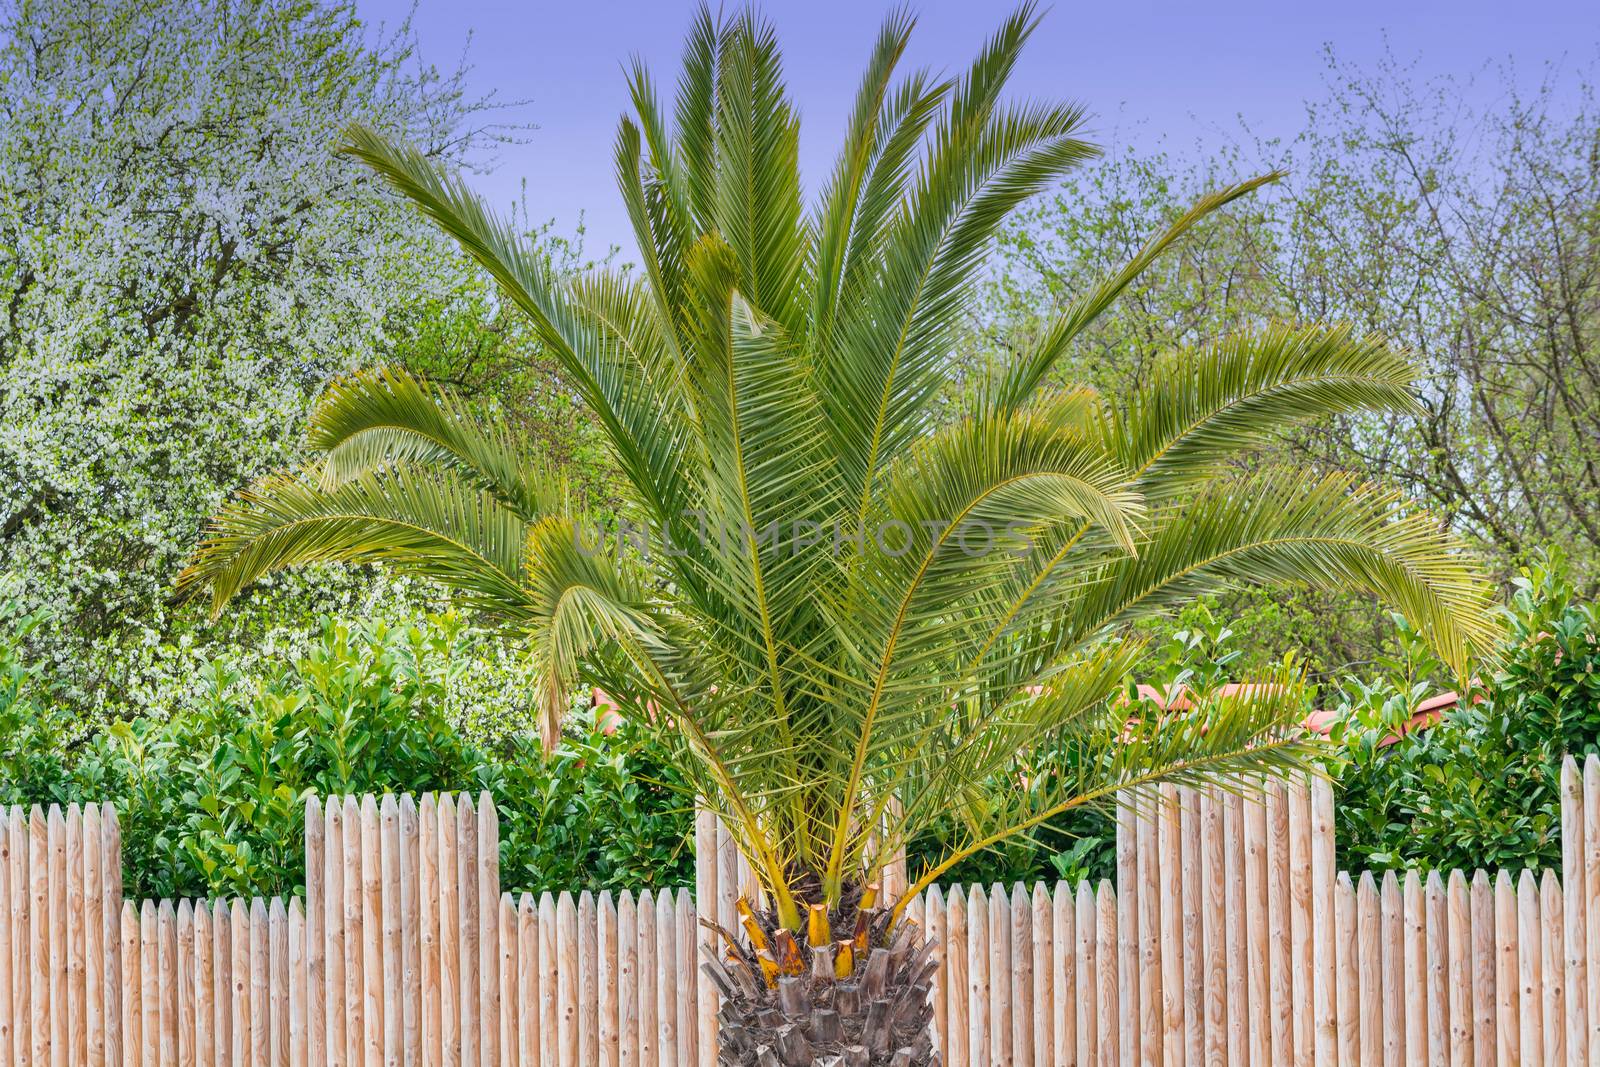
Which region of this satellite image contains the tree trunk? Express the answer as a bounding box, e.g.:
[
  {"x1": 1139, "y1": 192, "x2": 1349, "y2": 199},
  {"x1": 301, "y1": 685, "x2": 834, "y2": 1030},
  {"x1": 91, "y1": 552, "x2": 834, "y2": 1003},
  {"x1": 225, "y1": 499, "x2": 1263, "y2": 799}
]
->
[{"x1": 699, "y1": 896, "x2": 940, "y2": 1066}]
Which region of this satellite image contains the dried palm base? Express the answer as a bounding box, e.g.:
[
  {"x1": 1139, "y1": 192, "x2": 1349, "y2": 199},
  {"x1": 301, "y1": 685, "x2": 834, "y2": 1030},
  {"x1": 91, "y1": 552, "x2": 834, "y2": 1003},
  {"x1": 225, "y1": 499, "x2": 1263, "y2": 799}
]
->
[{"x1": 699, "y1": 895, "x2": 941, "y2": 1067}]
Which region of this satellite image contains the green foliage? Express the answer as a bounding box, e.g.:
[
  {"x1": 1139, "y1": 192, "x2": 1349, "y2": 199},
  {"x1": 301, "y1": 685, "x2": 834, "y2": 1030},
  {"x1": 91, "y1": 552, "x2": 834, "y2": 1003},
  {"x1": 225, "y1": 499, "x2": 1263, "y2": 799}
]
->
[
  {"x1": 0, "y1": 600, "x2": 74, "y2": 800},
  {"x1": 484, "y1": 722, "x2": 693, "y2": 894},
  {"x1": 1330, "y1": 552, "x2": 1599, "y2": 873},
  {"x1": 0, "y1": 609, "x2": 691, "y2": 899}
]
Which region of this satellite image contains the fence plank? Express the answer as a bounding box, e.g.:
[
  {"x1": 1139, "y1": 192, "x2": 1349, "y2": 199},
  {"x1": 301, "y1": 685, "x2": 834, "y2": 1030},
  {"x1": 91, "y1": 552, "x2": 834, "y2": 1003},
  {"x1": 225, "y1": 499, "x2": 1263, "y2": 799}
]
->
[
  {"x1": 917, "y1": 885, "x2": 940, "y2": 1057},
  {"x1": 323, "y1": 803, "x2": 344, "y2": 1067},
  {"x1": 1289, "y1": 780, "x2": 1314, "y2": 1067},
  {"x1": 1426, "y1": 872, "x2": 1449, "y2": 1066},
  {"x1": 1547, "y1": 870, "x2": 1569, "y2": 1067},
  {"x1": 1381, "y1": 871, "x2": 1403, "y2": 1067},
  {"x1": 1010, "y1": 883, "x2": 1032, "y2": 1067},
  {"x1": 456, "y1": 796, "x2": 477, "y2": 1067},
  {"x1": 177, "y1": 900, "x2": 193, "y2": 1067},
  {"x1": 304, "y1": 800, "x2": 323, "y2": 1067},
  {"x1": 1519, "y1": 870, "x2": 1544, "y2": 1065},
  {"x1": 251, "y1": 899, "x2": 269, "y2": 1067},
  {"x1": 1310, "y1": 780, "x2": 1336, "y2": 1067},
  {"x1": 437, "y1": 796, "x2": 458, "y2": 1067},
  {"x1": 398, "y1": 797, "x2": 418, "y2": 1067},
  {"x1": 1116, "y1": 807, "x2": 1136, "y2": 1067},
  {"x1": 28, "y1": 808, "x2": 45, "y2": 1067},
  {"x1": 1473, "y1": 870, "x2": 1497, "y2": 1067},
  {"x1": 47, "y1": 807, "x2": 65, "y2": 1067},
  {"x1": 562, "y1": 892, "x2": 582, "y2": 1067},
  {"x1": 82, "y1": 806, "x2": 101, "y2": 1067},
  {"x1": 214, "y1": 900, "x2": 230, "y2": 1067},
  {"x1": 690, "y1": 813, "x2": 715, "y2": 1067},
  {"x1": 418, "y1": 797, "x2": 437, "y2": 1067},
  {"x1": 1334, "y1": 874, "x2": 1357, "y2": 1067},
  {"x1": 360, "y1": 797, "x2": 382, "y2": 1067},
  {"x1": 290, "y1": 900, "x2": 306, "y2": 1067},
  {"x1": 80, "y1": 806, "x2": 98, "y2": 1067},
  {"x1": 1495, "y1": 871, "x2": 1520, "y2": 1067},
  {"x1": 1097, "y1": 880, "x2": 1119, "y2": 1067},
  {"x1": 1244, "y1": 785, "x2": 1270, "y2": 1067},
  {"x1": 1, "y1": 809, "x2": 14, "y2": 1067},
  {"x1": 1179, "y1": 787, "x2": 1202, "y2": 1067},
  {"x1": 1074, "y1": 882, "x2": 1095, "y2": 1067},
  {"x1": 1135, "y1": 801, "x2": 1159, "y2": 1067},
  {"x1": 270, "y1": 898, "x2": 287, "y2": 1067},
  {"x1": 636, "y1": 890, "x2": 656, "y2": 1067},
  {"x1": 1406, "y1": 871, "x2": 1428, "y2": 1064},
  {"x1": 1047, "y1": 882, "x2": 1069, "y2": 1067},
  {"x1": 194, "y1": 904, "x2": 213, "y2": 1067},
  {"x1": 342, "y1": 798, "x2": 364, "y2": 1067},
  {"x1": 1585, "y1": 754, "x2": 1600, "y2": 1066},
  {"x1": 1446, "y1": 870, "x2": 1474, "y2": 1066},
  {"x1": 233, "y1": 902, "x2": 249, "y2": 1067},
  {"x1": 618, "y1": 892, "x2": 638, "y2": 1067},
  {"x1": 1224, "y1": 790, "x2": 1249, "y2": 1065},
  {"x1": 1202, "y1": 789, "x2": 1226, "y2": 1066},
  {"x1": 539, "y1": 894, "x2": 558, "y2": 1067},
  {"x1": 144, "y1": 901, "x2": 159, "y2": 1067},
  {"x1": 102, "y1": 810, "x2": 120, "y2": 1067},
  {"x1": 656, "y1": 890, "x2": 675, "y2": 1067},
  {"x1": 598, "y1": 892, "x2": 617, "y2": 1067},
  {"x1": 497, "y1": 895, "x2": 514, "y2": 1067},
  {"x1": 1267, "y1": 782, "x2": 1294, "y2": 1066},
  {"x1": 517, "y1": 895, "x2": 536, "y2": 1067},
  {"x1": 1157, "y1": 787, "x2": 1182, "y2": 1066},
  {"x1": 676, "y1": 892, "x2": 697, "y2": 1067},
  {"x1": 944, "y1": 887, "x2": 968, "y2": 1067},
  {"x1": 382, "y1": 796, "x2": 403, "y2": 1067},
  {"x1": 9, "y1": 808, "x2": 28, "y2": 1067},
  {"x1": 475, "y1": 799, "x2": 498, "y2": 1067},
  {"x1": 68, "y1": 807, "x2": 84, "y2": 1067},
  {"x1": 967, "y1": 884, "x2": 987, "y2": 1065},
  {"x1": 1027, "y1": 881, "x2": 1050, "y2": 1067},
  {"x1": 1564, "y1": 758, "x2": 1588, "y2": 1067},
  {"x1": 119, "y1": 903, "x2": 137, "y2": 1067},
  {"x1": 1357, "y1": 873, "x2": 1381, "y2": 1067}
]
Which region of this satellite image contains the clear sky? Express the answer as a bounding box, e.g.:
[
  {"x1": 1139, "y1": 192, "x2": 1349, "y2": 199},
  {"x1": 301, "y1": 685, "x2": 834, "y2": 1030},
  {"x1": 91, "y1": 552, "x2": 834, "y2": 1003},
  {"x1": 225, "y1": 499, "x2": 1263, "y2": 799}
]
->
[{"x1": 353, "y1": 0, "x2": 1598, "y2": 257}]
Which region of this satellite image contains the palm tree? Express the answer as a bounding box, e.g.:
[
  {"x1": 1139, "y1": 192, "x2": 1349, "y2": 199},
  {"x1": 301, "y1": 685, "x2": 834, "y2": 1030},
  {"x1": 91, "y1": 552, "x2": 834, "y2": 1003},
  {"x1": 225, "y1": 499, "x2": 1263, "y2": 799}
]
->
[{"x1": 178, "y1": 5, "x2": 1495, "y2": 1064}]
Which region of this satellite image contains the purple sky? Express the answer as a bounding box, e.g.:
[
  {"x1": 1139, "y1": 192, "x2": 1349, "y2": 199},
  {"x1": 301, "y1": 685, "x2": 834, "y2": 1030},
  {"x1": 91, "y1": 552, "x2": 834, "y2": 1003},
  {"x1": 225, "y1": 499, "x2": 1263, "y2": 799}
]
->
[{"x1": 356, "y1": 0, "x2": 1597, "y2": 257}]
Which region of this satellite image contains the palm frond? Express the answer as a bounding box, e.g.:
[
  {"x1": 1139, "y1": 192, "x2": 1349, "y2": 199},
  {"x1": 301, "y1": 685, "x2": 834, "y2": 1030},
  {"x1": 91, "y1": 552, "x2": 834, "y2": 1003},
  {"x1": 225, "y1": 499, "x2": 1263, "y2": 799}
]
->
[
  {"x1": 1060, "y1": 468, "x2": 1499, "y2": 675},
  {"x1": 897, "y1": 665, "x2": 1319, "y2": 911},
  {"x1": 177, "y1": 465, "x2": 533, "y2": 620},
  {"x1": 309, "y1": 366, "x2": 564, "y2": 523},
  {"x1": 341, "y1": 127, "x2": 694, "y2": 530},
  {"x1": 1113, "y1": 322, "x2": 1422, "y2": 495}
]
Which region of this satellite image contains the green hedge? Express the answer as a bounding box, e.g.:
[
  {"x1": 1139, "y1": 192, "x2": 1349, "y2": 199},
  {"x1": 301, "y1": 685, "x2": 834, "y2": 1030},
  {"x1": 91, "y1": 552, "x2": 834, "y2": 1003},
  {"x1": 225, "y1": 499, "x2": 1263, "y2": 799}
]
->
[{"x1": 0, "y1": 609, "x2": 693, "y2": 899}]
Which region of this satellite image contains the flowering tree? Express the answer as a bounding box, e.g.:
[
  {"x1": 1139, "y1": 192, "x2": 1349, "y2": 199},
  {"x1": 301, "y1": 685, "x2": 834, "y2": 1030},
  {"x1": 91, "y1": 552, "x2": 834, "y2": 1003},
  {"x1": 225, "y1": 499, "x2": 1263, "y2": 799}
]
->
[{"x1": 0, "y1": 0, "x2": 508, "y2": 718}]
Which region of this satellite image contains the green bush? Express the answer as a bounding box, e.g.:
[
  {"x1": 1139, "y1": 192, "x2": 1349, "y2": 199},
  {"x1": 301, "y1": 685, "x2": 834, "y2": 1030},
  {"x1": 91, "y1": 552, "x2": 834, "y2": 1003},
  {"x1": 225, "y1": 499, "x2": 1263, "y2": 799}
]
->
[
  {"x1": 0, "y1": 608, "x2": 692, "y2": 899},
  {"x1": 1330, "y1": 551, "x2": 1599, "y2": 873}
]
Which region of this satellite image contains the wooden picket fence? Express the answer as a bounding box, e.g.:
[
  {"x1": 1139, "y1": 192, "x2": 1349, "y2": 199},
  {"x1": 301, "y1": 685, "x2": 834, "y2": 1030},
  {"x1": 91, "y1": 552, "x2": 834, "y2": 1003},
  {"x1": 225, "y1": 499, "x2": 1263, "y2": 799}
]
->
[{"x1": 5, "y1": 757, "x2": 1600, "y2": 1065}]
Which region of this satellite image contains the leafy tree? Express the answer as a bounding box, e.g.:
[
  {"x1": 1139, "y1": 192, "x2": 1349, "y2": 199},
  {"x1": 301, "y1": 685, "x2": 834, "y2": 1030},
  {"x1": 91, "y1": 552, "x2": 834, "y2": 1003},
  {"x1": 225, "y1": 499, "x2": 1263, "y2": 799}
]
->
[
  {"x1": 179, "y1": 6, "x2": 1495, "y2": 1062},
  {"x1": 984, "y1": 52, "x2": 1600, "y2": 597},
  {"x1": 0, "y1": 0, "x2": 517, "y2": 722}
]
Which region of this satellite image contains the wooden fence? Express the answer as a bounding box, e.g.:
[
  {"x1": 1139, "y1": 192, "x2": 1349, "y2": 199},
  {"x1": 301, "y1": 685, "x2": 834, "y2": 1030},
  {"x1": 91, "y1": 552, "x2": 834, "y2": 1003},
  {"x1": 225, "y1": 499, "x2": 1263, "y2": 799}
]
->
[{"x1": 3, "y1": 757, "x2": 1600, "y2": 1065}]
